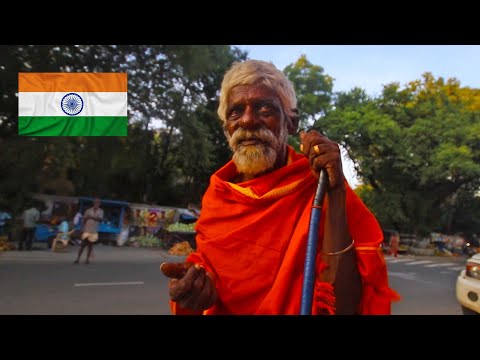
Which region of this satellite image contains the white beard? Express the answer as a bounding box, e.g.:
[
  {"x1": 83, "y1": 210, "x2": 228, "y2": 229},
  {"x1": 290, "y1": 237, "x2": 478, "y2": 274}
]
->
[{"x1": 227, "y1": 126, "x2": 288, "y2": 177}]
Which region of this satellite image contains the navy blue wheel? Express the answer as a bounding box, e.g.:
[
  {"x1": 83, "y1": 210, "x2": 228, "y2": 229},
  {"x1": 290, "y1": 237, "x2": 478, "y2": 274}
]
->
[{"x1": 61, "y1": 93, "x2": 84, "y2": 116}]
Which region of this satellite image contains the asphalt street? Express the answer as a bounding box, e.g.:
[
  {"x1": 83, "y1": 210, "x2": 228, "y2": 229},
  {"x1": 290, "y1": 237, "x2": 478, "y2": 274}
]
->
[{"x1": 0, "y1": 244, "x2": 469, "y2": 315}]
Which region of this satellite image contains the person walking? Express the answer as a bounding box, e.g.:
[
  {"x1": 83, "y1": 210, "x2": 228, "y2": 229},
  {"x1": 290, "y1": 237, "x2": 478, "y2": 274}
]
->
[{"x1": 74, "y1": 198, "x2": 103, "y2": 264}]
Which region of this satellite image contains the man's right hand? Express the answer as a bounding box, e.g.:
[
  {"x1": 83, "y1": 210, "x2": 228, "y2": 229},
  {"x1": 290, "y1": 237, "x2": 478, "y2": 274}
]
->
[{"x1": 160, "y1": 262, "x2": 217, "y2": 312}]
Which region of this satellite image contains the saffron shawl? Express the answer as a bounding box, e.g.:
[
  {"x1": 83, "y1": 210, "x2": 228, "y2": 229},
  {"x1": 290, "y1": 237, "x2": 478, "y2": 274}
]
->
[{"x1": 172, "y1": 146, "x2": 399, "y2": 315}]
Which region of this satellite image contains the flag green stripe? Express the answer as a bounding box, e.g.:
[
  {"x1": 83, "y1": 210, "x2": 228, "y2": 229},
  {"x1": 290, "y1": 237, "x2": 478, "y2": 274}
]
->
[{"x1": 18, "y1": 116, "x2": 128, "y2": 136}]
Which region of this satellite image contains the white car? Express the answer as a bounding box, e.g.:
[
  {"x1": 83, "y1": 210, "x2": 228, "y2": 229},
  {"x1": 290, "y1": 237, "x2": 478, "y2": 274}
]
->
[{"x1": 456, "y1": 253, "x2": 480, "y2": 315}]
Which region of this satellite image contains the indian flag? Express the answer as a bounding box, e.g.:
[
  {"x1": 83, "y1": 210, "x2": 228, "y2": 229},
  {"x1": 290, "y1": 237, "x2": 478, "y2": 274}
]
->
[{"x1": 18, "y1": 73, "x2": 128, "y2": 136}]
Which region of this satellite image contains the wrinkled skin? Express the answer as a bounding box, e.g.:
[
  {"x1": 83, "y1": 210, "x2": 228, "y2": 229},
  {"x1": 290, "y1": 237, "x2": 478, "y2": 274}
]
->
[
  {"x1": 161, "y1": 262, "x2": 217, "y2": 312},
  {"x1": 299, "y1": 130, "x2": 345, "y2": 191}
]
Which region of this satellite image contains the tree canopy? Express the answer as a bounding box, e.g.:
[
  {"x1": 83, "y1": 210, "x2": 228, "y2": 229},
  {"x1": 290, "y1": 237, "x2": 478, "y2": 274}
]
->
[
  {"x1": 314, "y1": 73, "x2": 480, "y2": 236},
  {"x1": 0, "y1": 45, "x2": 246, "y2": 213},
  {"x1": 1, "y1": 49, "x2": 479, "y2": 237}
]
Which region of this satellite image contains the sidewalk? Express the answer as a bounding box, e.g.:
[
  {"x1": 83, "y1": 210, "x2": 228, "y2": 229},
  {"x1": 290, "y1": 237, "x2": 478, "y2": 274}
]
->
[
  {"x1": 0, "y1": 244, "x2": 187, "y2": 263},
  {"x1": 383, "y1": 245, "x2": 471, "y2": 258}
]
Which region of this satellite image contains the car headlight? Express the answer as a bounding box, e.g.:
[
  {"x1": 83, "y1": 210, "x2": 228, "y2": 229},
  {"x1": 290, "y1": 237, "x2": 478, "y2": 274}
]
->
[{"x1": 466, "y1": 262, "x2": 480, "y2": 280}]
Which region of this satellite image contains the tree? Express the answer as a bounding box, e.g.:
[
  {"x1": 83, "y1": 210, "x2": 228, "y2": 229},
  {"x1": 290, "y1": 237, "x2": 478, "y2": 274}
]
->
[
  {"x1": 284, "y1": 54, "x2": 334, "y2": 130},
  {"x1": 320, "y1": 73, "x2": 480, "y2": 235},
  {"x1": 0, "y1": 45, "x2": 247, "y2": 210}
]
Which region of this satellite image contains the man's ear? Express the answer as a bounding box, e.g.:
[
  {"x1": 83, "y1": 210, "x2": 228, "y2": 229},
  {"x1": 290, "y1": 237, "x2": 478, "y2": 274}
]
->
[{"x1": 287, "y1": 109, "x2": 299, "y2": 135}]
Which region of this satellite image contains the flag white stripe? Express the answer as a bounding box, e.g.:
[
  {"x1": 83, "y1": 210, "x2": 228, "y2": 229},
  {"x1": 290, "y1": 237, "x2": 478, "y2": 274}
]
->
[{"x1": 19, "y1": 92, "x2": 127, "y2": 117}]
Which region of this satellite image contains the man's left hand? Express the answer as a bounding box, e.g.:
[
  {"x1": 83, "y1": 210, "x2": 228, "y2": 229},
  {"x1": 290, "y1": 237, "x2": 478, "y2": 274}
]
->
[{"x1": 299, "y1": 130, "x2": 345, "y2": 191}]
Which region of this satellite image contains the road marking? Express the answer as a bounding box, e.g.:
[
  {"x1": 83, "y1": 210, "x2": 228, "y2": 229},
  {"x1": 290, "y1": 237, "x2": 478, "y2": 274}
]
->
[
  {"x1": 424, "y1": 263, "x2": 457, "y2": 268},
  {"x1": 0, "y1": 257, "x2": 59, "y2": 261},
  {"x1": 388, "y1": 259, "x2": 413, "y2": 263},
  {"x1": 74, "y1": 281, "x2": 144, "y2": 287},
  {"x1": 404, "y1": 260, "x2": 433, "y2": 266},
  {"x1": 389, "y1": 271, "x2": 437, "y2": 286},
  {"x1": 389, "y1": 272, "x2": 417, "y2": 281},
  {"x1": 448, "y1": 266, "x2": 464, "y2": 271}
]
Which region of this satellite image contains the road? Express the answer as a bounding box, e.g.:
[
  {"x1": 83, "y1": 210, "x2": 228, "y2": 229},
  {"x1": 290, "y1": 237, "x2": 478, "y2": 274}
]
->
[
  {"x1": 0, "y1": 245, "x2": 468, "y2": 315},
  {"x1": 386, "y1": 254, "x2": 466, "y2": 315},
  {"x1": 0, "y1": 245, "x2": 178, "y2": 315}
]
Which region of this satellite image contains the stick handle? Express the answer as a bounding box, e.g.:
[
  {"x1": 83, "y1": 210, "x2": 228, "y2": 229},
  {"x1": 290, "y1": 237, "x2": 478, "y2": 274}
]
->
[{"x1": 300, "y1": 169, "x2": 328, "y2": 315}]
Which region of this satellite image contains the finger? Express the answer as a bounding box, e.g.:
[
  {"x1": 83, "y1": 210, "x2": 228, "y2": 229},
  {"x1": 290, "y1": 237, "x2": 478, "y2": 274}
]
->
[
  {"x1": 310, "y1": 153, "x2": 338, "y2": 172},
  {"x1": 161, "y1": 262, "x2": 185, "y2": 278},
  {"x1": 301, "y1": 136, "x2": 313, "y2": 157},
  {"x1": 308, "y1": 144, "x2": 327, "y2": 162},
  {"x1": 169, "y1": 264, "x2": 202, "y2": 302},
  {"x1": 168, "y1": 278, "x2": 179, "y2": 289},
  {"x1": 181, "y1": 268, "x2": 208, "y2": 311},
  {"x1": 186, "y1": 272, "x2": 217, "y2": 312},
  {"x1": 300, "y1": 130, "x2": 323, "y2": 156},
  {"x1": 199, "y1": 273, "x2": 218, "y2": 309},
  {"x1": 169, "y1": 278, "x2": 190, "y2": 303},
  {"x1": 192, "y1": 267, "x2": 207, "y2": 294},
  {"x1": 186, "y1": 266, "x2": 207, "y2": 301},
  {"x1": 175, "y1": 265, "x2": 206, "y2": 310},
  {"x1": 299, "y1": 130, "x2": 306, "y2": 142},
  {"x1": 160, "y1": 262, "x2": 194, "y2": 279},
  {"x1": 311, "y1": 155, "x2": 344, "y2": 187},
  {"x1": 299, "y1": 131, "x2": 306, "y2": 153}
]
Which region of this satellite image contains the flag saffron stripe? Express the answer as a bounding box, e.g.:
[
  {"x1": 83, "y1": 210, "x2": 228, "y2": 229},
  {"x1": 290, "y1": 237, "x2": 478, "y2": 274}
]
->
[
  {"x1": 18, "y1": 73, "x2": 127, "y2": 92},
  {"x1": 18, "y1": 116, "x2": 128, "y2": 136}
]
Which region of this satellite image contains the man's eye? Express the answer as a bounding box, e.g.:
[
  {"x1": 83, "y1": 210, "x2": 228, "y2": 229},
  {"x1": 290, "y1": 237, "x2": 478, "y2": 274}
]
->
[
  {"x1": 227, "y1": 106, "x2": 243, "y2": 119},
  {"x1": 257, "y1": 104, "x2": 275, "y2": 116}
]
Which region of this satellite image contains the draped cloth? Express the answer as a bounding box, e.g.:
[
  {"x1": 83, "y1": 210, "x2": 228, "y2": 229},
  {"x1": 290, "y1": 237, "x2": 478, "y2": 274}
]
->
[{"x1": 170, "y1": 146, "x2": 400, "y2": 315}]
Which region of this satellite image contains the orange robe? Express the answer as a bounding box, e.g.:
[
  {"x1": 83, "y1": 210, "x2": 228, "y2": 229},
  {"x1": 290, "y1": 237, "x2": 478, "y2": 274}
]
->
[{"x1": 171, "y1": 146, "x2": 400, "y2": 315}]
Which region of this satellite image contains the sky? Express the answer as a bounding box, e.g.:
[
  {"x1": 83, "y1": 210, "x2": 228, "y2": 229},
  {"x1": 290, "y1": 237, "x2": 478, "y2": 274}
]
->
[{"x1": 235, "y1": 45, "x2": 480, "y2": 187}]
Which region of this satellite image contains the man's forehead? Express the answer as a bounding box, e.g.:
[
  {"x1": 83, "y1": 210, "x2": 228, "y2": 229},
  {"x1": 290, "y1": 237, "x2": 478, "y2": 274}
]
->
[{"x1": 228, "y1": 84, "x2": 279, "y2": 103}]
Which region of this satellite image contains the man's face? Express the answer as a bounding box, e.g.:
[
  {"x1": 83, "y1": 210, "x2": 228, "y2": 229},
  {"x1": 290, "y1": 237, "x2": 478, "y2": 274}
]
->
[
  {"x1": 224, "y1": 84, "x2": 289, "y2": 176},
  {"x1": 93, "y1": 199, "x2": 101, "y2": 209}
]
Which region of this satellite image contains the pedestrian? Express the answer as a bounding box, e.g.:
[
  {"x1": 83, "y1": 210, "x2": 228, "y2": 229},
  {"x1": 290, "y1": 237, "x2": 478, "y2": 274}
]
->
[
  {"x1": 20, "y1": 202, "x2": 41, "y2": 251},
  {"x1": 74, "y1": 198, "x2": 103, "y2": 264},
  {"x1": 0, "y1": 208, "x2": 13, "y2": 242},
  {"x1": 73, "y1": 209, "x2": 83, "y2": 228},
  {"x1": 390, "y1": 233, "x2": 400, "y2": 257},
  {"x1": 160, "y1": 59, "x2": 400, "y2": 315},
  {"x1": 70, "y1": 208, "x2": 83, "y2": 245},
  {"x1": 51, "y1": 215, "x2": 73, "y2": 251}
]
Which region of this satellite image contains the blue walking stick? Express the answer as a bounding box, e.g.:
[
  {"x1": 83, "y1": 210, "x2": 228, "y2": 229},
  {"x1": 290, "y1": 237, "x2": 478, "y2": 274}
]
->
[{"x1": 300, "y1": 168, "x2": 328, "y2": 315}]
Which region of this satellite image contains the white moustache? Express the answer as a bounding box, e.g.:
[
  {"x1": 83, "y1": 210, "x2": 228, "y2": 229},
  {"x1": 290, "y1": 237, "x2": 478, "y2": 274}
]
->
[{"x1": 230, "y1": 129, "x2": 275, "y2": 149}]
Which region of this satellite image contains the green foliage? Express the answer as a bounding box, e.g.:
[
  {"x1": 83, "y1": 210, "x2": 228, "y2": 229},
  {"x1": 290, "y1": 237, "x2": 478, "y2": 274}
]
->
[
  {"x1": 2, "y1": 48, "x2": 479, "y2": 237},
  {"x1": 284, "y1": 54, "x2": 334, "y2": 129},
  {"x1": 324, "y1": 73, "x2": 480, "y2": 235},
  {"x1": 0, "y1": 45, "x2": 246, "y2": 213}
]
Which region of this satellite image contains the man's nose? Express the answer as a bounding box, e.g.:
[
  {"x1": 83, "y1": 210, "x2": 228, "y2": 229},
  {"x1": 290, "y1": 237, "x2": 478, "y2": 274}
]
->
[{"x1": 239, "y1": 105, "x2": 260, "y2": 129}]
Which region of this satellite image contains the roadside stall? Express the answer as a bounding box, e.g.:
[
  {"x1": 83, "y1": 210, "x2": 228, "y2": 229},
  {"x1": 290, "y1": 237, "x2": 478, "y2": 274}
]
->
[
  {"x1": 127, "y1": 203, "x2": 178, "y2": 248},
  {"x1": 127, "y1": 204, "x2": 198, "y2": 252}
]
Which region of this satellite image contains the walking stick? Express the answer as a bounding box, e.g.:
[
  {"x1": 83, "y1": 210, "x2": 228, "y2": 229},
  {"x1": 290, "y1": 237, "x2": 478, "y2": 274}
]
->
[{"x1": 300, "y1": 168, "x2": 328, "y2": 315}]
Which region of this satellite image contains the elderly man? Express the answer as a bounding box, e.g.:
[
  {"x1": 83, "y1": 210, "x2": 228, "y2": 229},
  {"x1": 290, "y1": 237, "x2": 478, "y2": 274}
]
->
[{"x1": 161, "y1": 60, "x2": 399, "y2": 315}]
